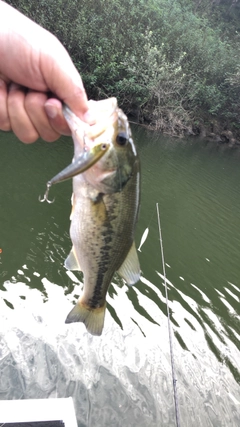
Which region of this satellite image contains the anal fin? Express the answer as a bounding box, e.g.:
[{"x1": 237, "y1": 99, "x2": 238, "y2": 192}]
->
[{"x1": 117, "y1": 241, "x2": 141, "y2": 286}]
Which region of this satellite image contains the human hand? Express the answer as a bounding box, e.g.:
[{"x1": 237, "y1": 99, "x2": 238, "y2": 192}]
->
[{"x1": 0, "y1": 1, "x2": 94, "y2": 143}]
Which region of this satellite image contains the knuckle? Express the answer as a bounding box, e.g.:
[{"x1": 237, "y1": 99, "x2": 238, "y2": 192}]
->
[
  {"x1": 0, "y1": 117, "x2": 11, "y2": 131},
  {"x1": 0, "y1": 123, "x2": 11, "y2": 132},
  {"x1": 74, "y1": 84, "x2": 85, "y2": 96},
  {"x1": 19, "y1": 131, "x2": 39, "y2": 144},
  {"x1": 43, "y1": 134, "x2": 60, "y2": 143},
  {"x1": 0, "y1": 80, "x2": 10, "y2": 130},
  {"x1": 26, "y1": 91, "x2": 43, "y2": 104},
  {"x1": 40, "y1": 129, "x2": 60, "y2": 142}
]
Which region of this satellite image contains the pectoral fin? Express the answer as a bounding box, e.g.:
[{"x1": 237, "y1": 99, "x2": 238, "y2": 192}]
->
[
  {"x1": 64, "y1": 247, "x2": 81, "y2": 271},
  {"x1": 117, "y1": 242, "x2": 141, "y2": 286}
]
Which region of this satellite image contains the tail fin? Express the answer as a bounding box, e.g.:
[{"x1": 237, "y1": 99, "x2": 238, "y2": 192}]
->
[{"x1": 65, "y1": 301, "x2": 106, "y2": 336}]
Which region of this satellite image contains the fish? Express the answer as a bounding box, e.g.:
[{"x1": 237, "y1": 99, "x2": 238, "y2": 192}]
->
[
  {"x1": 138, "y1": 227, "x2": 149, "y2": 252},
  {"x1": 42, "y1": 98, "x2": 141, "y2": 336}
]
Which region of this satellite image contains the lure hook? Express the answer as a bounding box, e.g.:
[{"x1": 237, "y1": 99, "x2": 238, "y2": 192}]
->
[{"x1": 38, "y1": 182, "x2": 55, "y2": 204}]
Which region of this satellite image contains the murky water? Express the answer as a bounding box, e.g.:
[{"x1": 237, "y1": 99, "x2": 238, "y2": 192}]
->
[{"x1": 0, "y1": 128, "x2": 239, "y2": 426}]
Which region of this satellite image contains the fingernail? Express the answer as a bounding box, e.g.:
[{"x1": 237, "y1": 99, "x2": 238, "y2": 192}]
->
[
  {"x1": 45, "y1": 104, "x2": 58, "y2": 119},
  {"x1": 83, "y1": 110, "x2": 96, "y2": 125}
]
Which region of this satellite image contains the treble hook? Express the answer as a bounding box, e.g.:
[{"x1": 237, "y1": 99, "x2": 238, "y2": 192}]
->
[{"x1": 38, "y1": 182, "x2": 55, "y2": 204}]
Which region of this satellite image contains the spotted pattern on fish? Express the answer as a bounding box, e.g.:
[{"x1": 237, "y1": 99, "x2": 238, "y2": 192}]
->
[
  {"x1": 87, "y1": 195, "x2": 119, "y2": 308},
  {"x1": 62, "y1": 98, "x2": 140, "y2": 335}
]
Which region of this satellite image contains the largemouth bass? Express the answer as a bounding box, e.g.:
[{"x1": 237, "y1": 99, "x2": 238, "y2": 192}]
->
[{"x1": 42, "y1": 98, "x2": 141, "y2": 335}]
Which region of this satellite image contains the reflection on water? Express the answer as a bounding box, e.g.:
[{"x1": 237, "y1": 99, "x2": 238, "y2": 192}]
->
[{"x1": 0, "y1": 130, "x2": 240, "y2": 426}]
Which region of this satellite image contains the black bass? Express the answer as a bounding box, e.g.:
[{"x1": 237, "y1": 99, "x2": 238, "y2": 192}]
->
[{"x1": 42, "y1": 98, "x2": 141, "y2": 335}]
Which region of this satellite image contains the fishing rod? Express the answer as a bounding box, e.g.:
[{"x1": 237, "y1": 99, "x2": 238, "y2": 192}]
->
[{"x1": 156, "y1": 203, "x2": 181, "y2": 427}]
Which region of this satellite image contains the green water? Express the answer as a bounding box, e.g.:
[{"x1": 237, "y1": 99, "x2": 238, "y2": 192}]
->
[{"x1": 0, "y1": 128, "x2": 239, "y2": 426}]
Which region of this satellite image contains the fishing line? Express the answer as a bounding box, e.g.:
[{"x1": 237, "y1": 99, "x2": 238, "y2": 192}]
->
[{"x1": 156, "y1": 203, "x2": 181, "y2": 427}]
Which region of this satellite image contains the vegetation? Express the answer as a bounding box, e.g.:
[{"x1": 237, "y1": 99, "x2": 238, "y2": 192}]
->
[{"x1": 6, "y1": 0, "x2": 240, "y2": 139}]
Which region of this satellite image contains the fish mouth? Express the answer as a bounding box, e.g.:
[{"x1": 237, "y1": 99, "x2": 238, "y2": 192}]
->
[
  {"x1": 63, "y1": 99, "x2": 118, "y2": 142},
  {"x1": 85, "y1": 110, "x2": 118, "y2": 140}
]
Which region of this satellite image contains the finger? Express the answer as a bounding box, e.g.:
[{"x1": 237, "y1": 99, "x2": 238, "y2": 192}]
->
[
  {"x1": 0, "y1": 79, "x2": 11, "y2": 131},
  {"x1": 8, "y1": 83, "x2": 39, "y2": 143},
  {"x1": 25, "y1": 91, "x2": 60, "y2": 142},
  {"x1": 39, "y1": 37, "x2": 96, "y2": 124},
  {"x1": 0, "y1": 3, "x2": 94, "y2": 124},
  {"x1": 44, "y1": 98, "x2": 72, "y2": 136}
]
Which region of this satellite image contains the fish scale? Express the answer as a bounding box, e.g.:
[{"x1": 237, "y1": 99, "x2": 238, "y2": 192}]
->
[{"x1": 42, "y1": 98, "x2": 141, "y2": 336}]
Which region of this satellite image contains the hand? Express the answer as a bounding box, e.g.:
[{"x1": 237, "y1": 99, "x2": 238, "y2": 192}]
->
[{"x1": 0, "y1": 1, "x2": 94, "y2": 143}]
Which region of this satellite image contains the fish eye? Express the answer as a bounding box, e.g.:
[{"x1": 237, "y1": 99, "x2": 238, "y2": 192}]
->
[{"x1": 116, "y1": 132, "x2": 128, "y2": 146}]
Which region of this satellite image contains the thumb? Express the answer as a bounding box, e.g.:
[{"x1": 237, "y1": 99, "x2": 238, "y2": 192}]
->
[{"x1": 40, "y1": 36, "x2": 96, "y2": 123}]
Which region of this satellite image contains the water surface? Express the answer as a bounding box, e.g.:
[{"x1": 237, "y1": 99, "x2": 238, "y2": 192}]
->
[{"x1": 0, "y1": 128, "x2": 239, "y2": 426}]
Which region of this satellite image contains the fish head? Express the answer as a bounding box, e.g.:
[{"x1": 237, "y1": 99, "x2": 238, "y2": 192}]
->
[{"x1": 83, "y1": 98, "x2": 138, "y2": 193}]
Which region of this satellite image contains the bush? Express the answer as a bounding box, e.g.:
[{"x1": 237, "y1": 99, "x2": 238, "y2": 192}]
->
[{"x1": 6, "y1": 0, "x2": 240, "y2": 135}]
